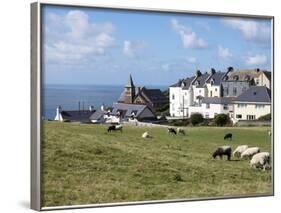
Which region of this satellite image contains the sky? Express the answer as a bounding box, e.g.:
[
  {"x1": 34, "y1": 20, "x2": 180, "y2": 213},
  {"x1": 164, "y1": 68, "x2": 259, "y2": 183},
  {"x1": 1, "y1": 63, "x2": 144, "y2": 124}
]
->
[{"x1": 42, "y1": 5, "x2": 272, "y2": 86}]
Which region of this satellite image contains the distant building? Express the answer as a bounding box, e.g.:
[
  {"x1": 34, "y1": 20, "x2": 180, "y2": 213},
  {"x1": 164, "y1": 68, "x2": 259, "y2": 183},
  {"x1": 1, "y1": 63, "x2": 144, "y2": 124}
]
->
[
  {"x1": 233, "y1": 86, "x2": 271, "y2": 122},
  {"x1": 54, "y1": 106, "x2": 94, "y2": 123},
  {"x1": 118, "y1": 74, "x2": 168, "y2": 108}
]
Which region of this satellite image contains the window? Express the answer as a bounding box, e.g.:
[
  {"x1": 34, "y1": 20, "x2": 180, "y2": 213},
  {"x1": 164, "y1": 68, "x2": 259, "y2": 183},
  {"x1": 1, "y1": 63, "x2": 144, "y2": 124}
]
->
[
  {"x1": 215, "y1": 88, "x2": 217, "y2": 92},
  {"x1": 223, "y1": 104, "x2": 228, "y2": 110},
  {"x1": 236, "y1": 114, "x2": 242, "y2": 119},
  {"x1": 238, "y1": 104, "x2": 247, "y2": 108},
  {"x1": 247, "y1": 115, "x2": 256, "y2": 120},
  {"x1": 225, "y1": 87, "x2": 229, "y2": 96},
  {"x1": 210, "y1": 91, "x2": 213, "y2": 97},
  {"x1": 255, "y1": 104, "x2": 265, "y2": 109},
  {"x1": 205, "y1": 113, "x2": 209, "y2": 118},
  {"x1": 206, "y1": 103, "x2": 210, "y2": 109},
  {"x1": 199, "y1": 90, "x2": 201, "y2": 93},
  {"x1": 233, "y1": 87, "x2": 237, "y2": 96},
  {"x1": 172, "y1": 94, "x2": 175, "y2": 100}
]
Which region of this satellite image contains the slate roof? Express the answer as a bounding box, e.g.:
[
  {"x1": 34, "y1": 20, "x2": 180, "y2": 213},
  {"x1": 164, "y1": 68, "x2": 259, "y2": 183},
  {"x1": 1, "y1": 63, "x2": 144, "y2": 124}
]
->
[
  {"x1": 140, "y1": 87, "x2": 168, "y2": 103},
  {"x1": 202, "y1": 97, "x2": 234, "y2": 104},
  {"x1": 170, "y1": 76, "x2": 196, "y2": 89},
  {"x1": 225, "y1": 69, "x2": 260, "y2": 81},
  {"x1": 111, "y1": 102, "x2": 155, "y2": 118},
  {"x1": 60, "y1": 110, "x2": 93, "y2": 122},
  {"x1": 192, "y1": 72, "x2": 210, "y2": 88},
  {"x1": 89, "y1": 110, "x2": 106, "y2": 120},
  {"x1": 234, "y1": 86, "x2": 271, "y2": 103},
  {"x1": 205, "y1": 72, "x2": 226, "y2": 86}
]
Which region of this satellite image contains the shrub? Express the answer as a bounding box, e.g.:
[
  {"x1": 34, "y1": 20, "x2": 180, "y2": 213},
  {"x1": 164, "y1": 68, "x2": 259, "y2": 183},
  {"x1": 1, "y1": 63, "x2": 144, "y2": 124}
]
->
[
  {"x1": 214, "y1": 114, "x2": 230, "y2": 126},
  {"x1": 258, "y1": 113, "x2": 271, "y2": 121},
  {"x1": 190, "y1": 113, "x2": 204, "y2": 126},
  {"x1": 168, "y1": 119, "x2": 190, "y2": 126}
]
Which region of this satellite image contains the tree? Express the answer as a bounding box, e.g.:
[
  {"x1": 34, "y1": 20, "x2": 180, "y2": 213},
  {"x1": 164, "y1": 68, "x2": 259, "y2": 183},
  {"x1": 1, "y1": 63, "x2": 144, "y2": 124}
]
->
[
  {"x1": 258, "y1": 113, "x2": 271, "y2": 121},
  {"x1": 190, "y1": 113, "x2": 204, "y2": 126},
  {"x1": 214, "y1": 114, "x2": 230, "y2": 126}
]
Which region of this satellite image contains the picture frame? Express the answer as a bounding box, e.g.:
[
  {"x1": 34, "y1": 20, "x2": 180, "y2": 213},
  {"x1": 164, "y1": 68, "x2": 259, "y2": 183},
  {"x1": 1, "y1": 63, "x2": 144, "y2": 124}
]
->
[{"x1": 31, "y1": 1, "x2": 274, "y2": 211}]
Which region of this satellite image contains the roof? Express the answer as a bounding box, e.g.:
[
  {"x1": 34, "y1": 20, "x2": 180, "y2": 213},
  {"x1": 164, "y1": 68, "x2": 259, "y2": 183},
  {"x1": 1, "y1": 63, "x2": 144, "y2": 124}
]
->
[
  {"x1": 192, "y1": 72, "x2": 210, "y2": 88},
  {"x1": 205, "y1": 72, "x2": 226, "y2": 86},
  {"x1": 140, "y1": 87, "x2": 168, "y2": 103},
  {"x1": 126, "y1": 74, "x2": 135, "y2": 87},
  {"x1": 262, "y1": 71, "x2": 271, "y2": 81},
  {"x1": 89, "y1": 110, "x2": 105, "y2": 120},
  {"x1": 202, "y1": 97, "x2": 234, "y2": 104},
  {"x1": 170, "y1": 76, "x2": 196, "y2": 89},
  {"x1": 118, "y1": 90, "x2": 126, "y2": 102},
  {"x1": 111, "y1": 102, "x2": 155, "y2": 118},
  {"x1": 225, "y1": 69, "x2": 261, "y2": 81},
  {"x1": 60, "y1": 110, "x2": 93, "y2": 122},
  {"x1": 235, "y1": 86, "x2": 271, "y2": 103}
]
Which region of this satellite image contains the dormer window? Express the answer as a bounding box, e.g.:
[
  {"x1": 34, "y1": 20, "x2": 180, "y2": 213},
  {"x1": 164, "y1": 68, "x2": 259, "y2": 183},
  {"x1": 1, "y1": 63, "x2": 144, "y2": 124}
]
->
[
  {"x1": 233, "y1": 75, "x2": 239, "y2": 81},
  {"x1": 195, "y1": 80, "x2": 200, "y2": 86},
  {"x1": 181, "y1": 82, "x2": 186, "y2": 88},
  {"x1": 244, "y1": 75, "x2": 250, "y2": 81},
  {"x1": 210, "y1": 78, "x2": 215, "y2": 85}
]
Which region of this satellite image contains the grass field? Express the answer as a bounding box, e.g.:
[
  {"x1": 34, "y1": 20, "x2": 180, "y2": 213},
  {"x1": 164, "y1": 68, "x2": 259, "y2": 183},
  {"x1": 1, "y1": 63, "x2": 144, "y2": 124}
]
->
[{"x1": 42, "y1": 121, "x2": 272, "y2": 207}]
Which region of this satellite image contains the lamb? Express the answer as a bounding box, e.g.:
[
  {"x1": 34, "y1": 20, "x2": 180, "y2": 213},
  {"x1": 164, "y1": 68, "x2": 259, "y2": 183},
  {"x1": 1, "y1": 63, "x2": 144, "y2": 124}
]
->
[
  {"x1": 233, "y1": 145, "x2": 248, "y2": 158},
  {"x1": 177, "y1": 127, "x2": 186, "y2": 135},
  {"x1": 212, "y1": 146, "x2": 232, "y2": 161},
  {"x1": 250, "y1": 152, "x2": 270, "y2": 171},
  {"x1": 142, "y1": 131, "x2": 152, "y2": 138},
  {"x1": 240, "y1": 147, "x2": 260, "y2": 159}
]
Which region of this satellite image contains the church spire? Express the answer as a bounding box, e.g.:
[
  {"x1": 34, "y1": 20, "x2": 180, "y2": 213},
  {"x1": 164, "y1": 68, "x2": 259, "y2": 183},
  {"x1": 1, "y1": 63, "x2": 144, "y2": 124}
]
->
[{"x1": 126, "y1": 74, "x2": 135, "y2": 88}]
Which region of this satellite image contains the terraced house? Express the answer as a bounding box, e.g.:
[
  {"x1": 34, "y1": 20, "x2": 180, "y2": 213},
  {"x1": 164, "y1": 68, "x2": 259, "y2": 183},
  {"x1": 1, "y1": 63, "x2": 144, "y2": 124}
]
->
[{"x1": 169, "y1": 67, "x2": 271, "y2": 121}]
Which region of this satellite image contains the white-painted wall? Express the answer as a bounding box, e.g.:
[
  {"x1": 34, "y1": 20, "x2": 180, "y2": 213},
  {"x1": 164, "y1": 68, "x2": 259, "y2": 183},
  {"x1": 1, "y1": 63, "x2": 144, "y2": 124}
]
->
[
  {"x1": 233, "y1": 102, "x2": 271, "y2": 122},
  {"x1": 206, "y1": 84, "x2": 221, "y2": 97},
  {"x1": 169, "y1": 87, "x2": 190, "y2": 117},
  {"x1": 189, "y1": 103, "x2": 233, "y2": 118}
]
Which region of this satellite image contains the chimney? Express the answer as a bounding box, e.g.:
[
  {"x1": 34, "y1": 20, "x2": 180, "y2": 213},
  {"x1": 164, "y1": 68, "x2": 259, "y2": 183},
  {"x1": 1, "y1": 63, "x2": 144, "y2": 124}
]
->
[
  {"x1": 89, "y1": 105, "x2": 94, "y2": 112},
  {"x1": 227, "y1": 66, "x2": 234, "y2": 72},
  {"x1": 211, "y1": 68, "x2": 216, "y2": 75},
  {"x1": 196, "y1": 70, "x2": 202, "y2": 77},
  {"x1": 256, "y1": 68, "x2": 260, "y2": 72},
  {"x1": 56, "y1": 106, "x2": 62, "y2": 114},
  {"x1": 101, "y1": 104, "x2": 105, "y2": 111}
]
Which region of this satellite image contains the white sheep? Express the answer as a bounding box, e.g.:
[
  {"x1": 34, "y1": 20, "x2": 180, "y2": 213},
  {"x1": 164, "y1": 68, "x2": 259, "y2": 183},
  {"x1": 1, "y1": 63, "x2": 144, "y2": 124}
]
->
[
  {"x1": 250, "y1": 152, "x2": 270, "y2": 170},
  {"x1": 115, "y1": 124, "x2": 123, "y2": 132},
  {"x1": 241, "y1": 147, "x2": 260, "y2": 159},
  {"x1": 177, "y1": 127, "x2": 186, "y2": 135},
  {"x1": 142, "y1": 131, "x2": 152, "y2": 138},
  {"x1": 233, "y1": 145, "x2": 248, "y2": 157}
]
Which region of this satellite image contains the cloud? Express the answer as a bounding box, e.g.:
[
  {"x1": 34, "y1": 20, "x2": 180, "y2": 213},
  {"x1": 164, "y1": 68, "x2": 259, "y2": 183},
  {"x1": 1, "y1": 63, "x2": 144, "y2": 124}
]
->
[
  {"x1": 218, "y1": 45, "x2": 232, "y2": 59},
  {"x1": 187, "y1": 57, "x2": 197, "y2": 64},
  {"x1": 223, "y1": 18, "x2": 271, "y2": 44},
  {"x1": 123, "y1": 40, "x2": 146, "y2": 58},
  {"x1": 170, "y1": 18, "x2": 207, "y2": 48},
  {"x1": 245, "y1": 54, "x2": 267, "y2": 65},
  {"x1": 44, "y1": 10, "x2": 115, "y2": 64}
]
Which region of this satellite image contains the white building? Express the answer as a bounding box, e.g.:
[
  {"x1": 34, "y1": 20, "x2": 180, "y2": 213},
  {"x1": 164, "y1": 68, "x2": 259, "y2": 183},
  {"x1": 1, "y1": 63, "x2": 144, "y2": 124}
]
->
[
  {"x1": 189, "y1": 97, "x2": 234, "y2": 119},
  {"x1": 233, "y1": 86, "x2": 271, "y2": 122},
  {"x1": 169, "y1": 69, "x2": 226, "y2": 117}
]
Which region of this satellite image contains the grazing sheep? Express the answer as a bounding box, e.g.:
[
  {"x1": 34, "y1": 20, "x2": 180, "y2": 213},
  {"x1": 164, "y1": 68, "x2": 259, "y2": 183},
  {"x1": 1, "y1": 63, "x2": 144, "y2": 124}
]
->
[
  {"x1": 142, "y1": 131, "x2": 152, "y2": 138},
  {"x1": 177, "y1": 128, "x2": 186, "y2": 135},
  {"x1": 107, "y1": 125, "x2": 116, "y2": 132},
  {"x1": 212, "y1": 146, "x2": 232, "y2": 161},
  {"x1": 233, "y1": 145, "x2": 248, "y2": 158},
  {"x1": 268, "y1": 131, "x2": 272, "y2": 136},
  {"x1": 224, "y1": 133, "x2": 232, "y2": 140},
  {"x1": 240, "y1": 147, "x2": 260, "y2": 159},
  {"x1": 250, "y1": 152, "x2": 270, "y2": 170},
  {"x1": 168, "y1": 128, "x2": 177, "y2": 135},
  {"x1": 115, "y1": 124, "x2": 123, "y2": 132}
]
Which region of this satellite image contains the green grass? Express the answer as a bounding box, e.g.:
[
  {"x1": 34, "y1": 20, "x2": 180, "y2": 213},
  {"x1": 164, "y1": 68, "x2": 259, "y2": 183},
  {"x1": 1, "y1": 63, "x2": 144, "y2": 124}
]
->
[{"x1": 42, "y1": 121, "x2": 272, "y2": 207}]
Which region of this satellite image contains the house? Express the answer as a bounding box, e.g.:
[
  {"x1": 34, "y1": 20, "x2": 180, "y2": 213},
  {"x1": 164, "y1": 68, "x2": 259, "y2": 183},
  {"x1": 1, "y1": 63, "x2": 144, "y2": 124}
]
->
[
  {"x1": 188, "y1": 97, "x2": 234, "y2": 119},
  {"x1": 118, "y1": 74, "x2": 168, "y2": 109},
  {"x1": 221, "y1": 68, "x2": 271, "y2": 97},
  {"x1": 169, "y1": 68, "x2": 226, "y2": 117},
  {"x1": 233, "y1": 86, "x2": 271, "y2": 122},
  {"x1": 54, "y1": 106, "x2": 94, "y2": 123}
]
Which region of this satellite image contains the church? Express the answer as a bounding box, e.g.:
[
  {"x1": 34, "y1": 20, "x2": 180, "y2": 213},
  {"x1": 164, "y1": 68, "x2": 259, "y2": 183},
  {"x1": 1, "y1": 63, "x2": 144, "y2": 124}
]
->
[{"x1": 118, "y1": 74, "x2": 168, "y2": 109}]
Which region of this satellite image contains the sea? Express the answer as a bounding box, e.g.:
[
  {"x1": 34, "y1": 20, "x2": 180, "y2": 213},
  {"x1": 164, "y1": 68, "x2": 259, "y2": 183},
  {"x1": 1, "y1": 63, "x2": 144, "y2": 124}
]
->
[{"x1": 43, "y1": 84, "x2": 168, "y2": 120}]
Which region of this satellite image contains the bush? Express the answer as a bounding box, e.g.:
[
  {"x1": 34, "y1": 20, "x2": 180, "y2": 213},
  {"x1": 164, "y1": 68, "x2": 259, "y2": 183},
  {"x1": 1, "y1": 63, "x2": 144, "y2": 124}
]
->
[
  {"x1": 214, "y1": 114, "x2": 230, "y2": 126},
  {"x1": 168, "y1": 119, "x2": 189, "y2": 126},
  {"x1": 258, "y1": 113, "x2": 271, "y2": 121},
  {"x1": 190, "y1": 113, "x2": 204, "y2": 126}
]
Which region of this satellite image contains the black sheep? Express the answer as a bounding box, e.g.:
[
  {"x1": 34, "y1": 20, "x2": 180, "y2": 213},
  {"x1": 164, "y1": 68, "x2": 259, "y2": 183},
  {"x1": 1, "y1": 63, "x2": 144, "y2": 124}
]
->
[
  {"x1": 107, "y1": 125, "x2": 116, "y2": 132},
  {"x1": 224, "y1": 133, "x2": 232, "y2": 140},
  {"x1": 212, "y1": 146, "x2": 232, "y2": 160},
  {"x1": 168, "y1": 128, "x2": 177, "y2": 135}
]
